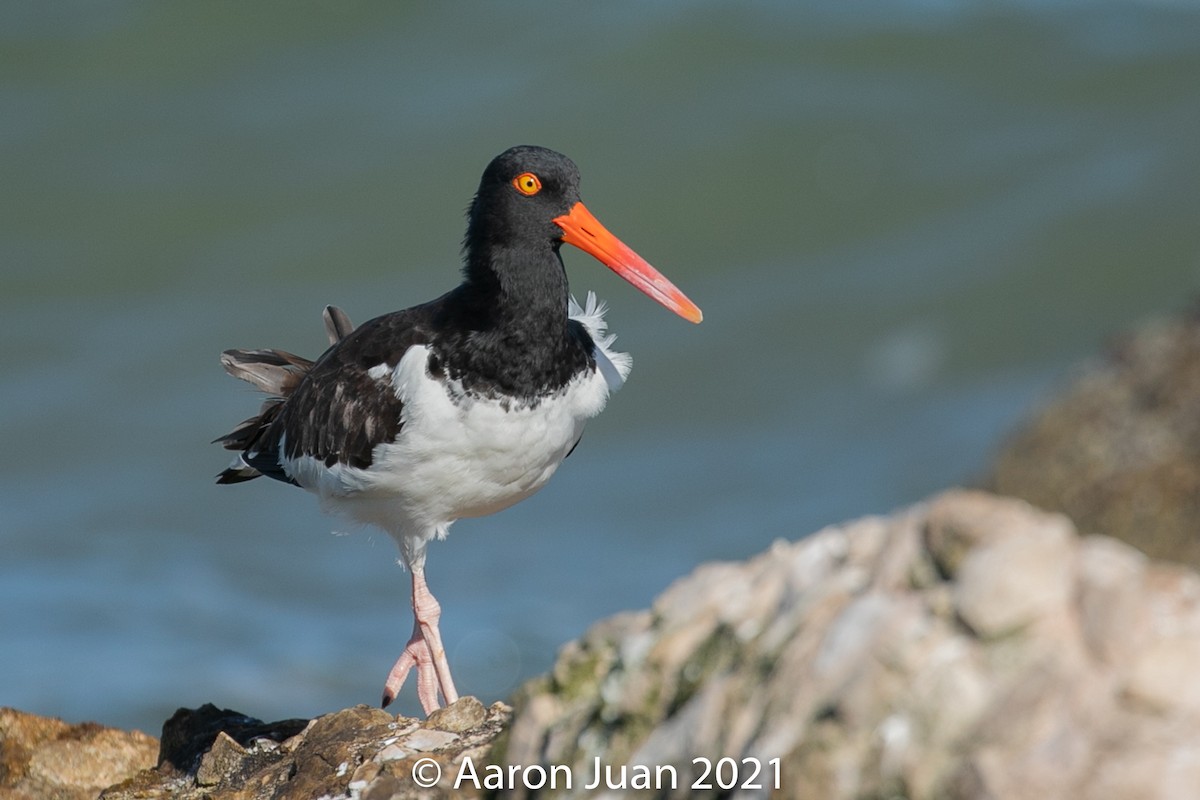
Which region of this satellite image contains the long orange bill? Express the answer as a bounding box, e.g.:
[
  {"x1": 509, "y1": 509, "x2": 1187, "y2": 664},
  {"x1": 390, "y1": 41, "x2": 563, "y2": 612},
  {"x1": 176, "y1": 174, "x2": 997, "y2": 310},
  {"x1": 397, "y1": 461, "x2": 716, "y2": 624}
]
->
[{"x1": 553, "y1": 202, "x2": 703, "y2": 324}]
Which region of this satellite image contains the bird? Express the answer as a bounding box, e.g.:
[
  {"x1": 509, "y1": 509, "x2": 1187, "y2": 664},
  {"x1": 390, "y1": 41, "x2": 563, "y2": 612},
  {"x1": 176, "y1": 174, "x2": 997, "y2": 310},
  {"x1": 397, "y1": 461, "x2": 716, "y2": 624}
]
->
[{"x1": 214, "y1": 145, "x2": 702, "y2": 714}]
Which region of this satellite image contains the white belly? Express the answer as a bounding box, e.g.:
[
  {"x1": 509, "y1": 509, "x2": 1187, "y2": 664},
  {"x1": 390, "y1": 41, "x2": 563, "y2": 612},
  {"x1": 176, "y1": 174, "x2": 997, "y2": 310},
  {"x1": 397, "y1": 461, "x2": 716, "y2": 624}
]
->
[{"x1": 287, "y1": 343, "x2": 614, "y2": 536}]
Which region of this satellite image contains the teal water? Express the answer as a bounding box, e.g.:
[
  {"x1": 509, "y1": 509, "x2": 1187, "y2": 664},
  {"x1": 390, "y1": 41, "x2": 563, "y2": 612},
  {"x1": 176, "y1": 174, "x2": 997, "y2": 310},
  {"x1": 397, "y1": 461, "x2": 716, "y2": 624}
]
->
[{"x1": 3, "y1": 2, "x2": 1199, "y2": 731}]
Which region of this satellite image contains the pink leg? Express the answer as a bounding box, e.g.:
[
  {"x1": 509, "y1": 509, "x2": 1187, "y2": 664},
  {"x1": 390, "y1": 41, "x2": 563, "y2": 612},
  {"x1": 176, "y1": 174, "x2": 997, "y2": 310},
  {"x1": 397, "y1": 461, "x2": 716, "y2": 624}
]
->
[{"x1": 381, "y1": 568, "x2": 459, "y2": 714}]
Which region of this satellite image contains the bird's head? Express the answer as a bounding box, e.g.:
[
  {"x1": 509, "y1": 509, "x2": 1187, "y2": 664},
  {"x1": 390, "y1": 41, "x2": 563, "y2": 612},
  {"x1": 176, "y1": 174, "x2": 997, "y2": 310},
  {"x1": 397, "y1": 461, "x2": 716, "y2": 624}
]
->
[{"x1": 465, "y1": 145, "x2": 702, "y2": 324}]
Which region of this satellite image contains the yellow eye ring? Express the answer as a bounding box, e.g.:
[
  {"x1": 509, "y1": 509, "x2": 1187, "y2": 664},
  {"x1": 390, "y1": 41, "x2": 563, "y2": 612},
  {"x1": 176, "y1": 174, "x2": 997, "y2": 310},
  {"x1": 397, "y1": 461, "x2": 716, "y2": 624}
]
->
[{"x1": 512, "y1": 172, "x2": 542, "y2": 196}]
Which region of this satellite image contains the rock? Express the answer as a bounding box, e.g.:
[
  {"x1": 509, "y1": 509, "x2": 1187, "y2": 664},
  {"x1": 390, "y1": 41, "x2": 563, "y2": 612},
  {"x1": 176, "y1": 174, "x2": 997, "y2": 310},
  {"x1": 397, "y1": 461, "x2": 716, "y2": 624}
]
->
[
  {"x1": 98, "y1": 697, "x2": 510, "y2": 800},
  {"x1": 493, "y1": 490, "x2": 1200, "y2": 800},
  {"x1": 987, "y1": 310, "x2": 1200, "y2": 567},
  {"x1": 427, "y1": 696, "x2": 488, "y2": 734},
  {"x1": 1076, "y1": 534, "x2": 1148, "y2": 665},
  {"x1": 156, "y1": 702, "x2": 309, "y2": 774},
  {"x1": 0, "y1": 707, "x2": 157, "y2": 800},
  {"x1": 951, "y1": 507, "x2": 1075, "y2": 638}
]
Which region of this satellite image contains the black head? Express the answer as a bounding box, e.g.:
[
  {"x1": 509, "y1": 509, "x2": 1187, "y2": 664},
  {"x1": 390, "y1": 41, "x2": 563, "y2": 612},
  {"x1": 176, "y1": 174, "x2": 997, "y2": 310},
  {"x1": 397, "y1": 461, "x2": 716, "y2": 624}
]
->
[
  {"x1": 464, "y1": 145, "x2": 582, "y2": 254},
  {"x1": 461, "y1": 145, "x2": 703, "y2": 324}
]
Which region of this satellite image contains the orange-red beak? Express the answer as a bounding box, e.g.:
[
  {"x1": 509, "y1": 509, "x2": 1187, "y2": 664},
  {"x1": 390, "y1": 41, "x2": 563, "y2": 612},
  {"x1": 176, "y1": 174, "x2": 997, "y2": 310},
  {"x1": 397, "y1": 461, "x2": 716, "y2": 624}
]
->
[{"x1": 553, "y1": 202, "x2": 703, "y2": 324}]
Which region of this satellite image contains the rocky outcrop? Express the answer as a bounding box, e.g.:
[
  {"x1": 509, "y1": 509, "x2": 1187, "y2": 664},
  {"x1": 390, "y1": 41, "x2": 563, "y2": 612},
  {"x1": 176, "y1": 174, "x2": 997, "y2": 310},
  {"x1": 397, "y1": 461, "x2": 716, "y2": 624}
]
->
[
  {"x1": 10, "y1": 492, "x2": 1200, "y2": 799},
  {"x1": 988, "y1": 310, "x2": 1200, "y2": 567},
  {"x1": 99, "y1": 698, "x2": 509, "y2": 799},
  {"x1": 494, "y1": 490, "x2": 1200, "y2": 799},
  {"x1": 0, "y1": 706, "x2": 157, "y2": 800}
]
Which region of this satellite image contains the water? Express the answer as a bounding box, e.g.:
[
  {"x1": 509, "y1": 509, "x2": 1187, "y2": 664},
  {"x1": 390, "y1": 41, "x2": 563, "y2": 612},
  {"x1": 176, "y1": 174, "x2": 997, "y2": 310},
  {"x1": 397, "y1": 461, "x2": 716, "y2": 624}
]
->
[{"x1": 3, "y1": 1, "x2": 1199, "y2": 732}]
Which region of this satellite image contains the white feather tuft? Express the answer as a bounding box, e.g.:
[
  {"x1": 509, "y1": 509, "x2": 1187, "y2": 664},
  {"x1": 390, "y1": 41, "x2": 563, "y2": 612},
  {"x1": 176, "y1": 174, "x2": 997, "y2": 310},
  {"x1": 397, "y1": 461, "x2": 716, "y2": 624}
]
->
[{"x1": 569, "y1": 292, "x2": 632, "y2": 392}]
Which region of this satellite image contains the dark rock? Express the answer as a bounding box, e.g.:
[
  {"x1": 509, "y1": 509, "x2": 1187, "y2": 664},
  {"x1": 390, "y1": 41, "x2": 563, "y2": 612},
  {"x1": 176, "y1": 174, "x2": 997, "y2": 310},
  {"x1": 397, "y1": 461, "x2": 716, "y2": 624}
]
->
[
  {"x1": 156, "y1": 702, "x2": 309, "y2": 774},
  {"x1": 987, "y1": 310, "x2": 1200, "y2": 567}
]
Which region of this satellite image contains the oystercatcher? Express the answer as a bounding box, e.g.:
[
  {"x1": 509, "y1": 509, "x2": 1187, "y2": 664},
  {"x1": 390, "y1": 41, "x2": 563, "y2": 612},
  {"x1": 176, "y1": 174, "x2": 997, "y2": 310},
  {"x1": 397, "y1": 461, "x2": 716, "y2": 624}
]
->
[{"x1": 215, "y1": 146, "x2": 701, "y2": 713}]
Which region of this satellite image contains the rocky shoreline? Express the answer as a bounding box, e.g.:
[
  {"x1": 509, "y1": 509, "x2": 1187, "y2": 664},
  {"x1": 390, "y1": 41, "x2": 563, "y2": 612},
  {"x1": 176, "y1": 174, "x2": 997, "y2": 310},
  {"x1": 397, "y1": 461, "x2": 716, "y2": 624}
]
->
[
  {"x1": 6, "y1": 313, "x2": 1200, "y2": 800},
  {"x1": 5, "y1": 489, "x2": 1200, "y2": 799}
]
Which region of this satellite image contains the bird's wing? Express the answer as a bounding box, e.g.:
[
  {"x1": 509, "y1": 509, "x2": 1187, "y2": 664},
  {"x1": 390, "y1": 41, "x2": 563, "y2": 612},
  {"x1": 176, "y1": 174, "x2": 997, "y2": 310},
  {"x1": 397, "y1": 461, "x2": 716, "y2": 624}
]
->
[
  {"x1": 216, "y1": 305, "x2": 433, "y2": 485},
  {"x1": 257, "y1": 308, "x2": 435, "y2": 482}
]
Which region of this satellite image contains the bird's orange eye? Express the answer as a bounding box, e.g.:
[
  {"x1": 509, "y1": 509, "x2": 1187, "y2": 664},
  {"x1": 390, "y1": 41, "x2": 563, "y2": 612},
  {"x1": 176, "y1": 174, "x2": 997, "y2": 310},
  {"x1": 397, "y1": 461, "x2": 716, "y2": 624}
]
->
[{"x1": 512, "y1": 172, "x2": 542, "y2": 196}]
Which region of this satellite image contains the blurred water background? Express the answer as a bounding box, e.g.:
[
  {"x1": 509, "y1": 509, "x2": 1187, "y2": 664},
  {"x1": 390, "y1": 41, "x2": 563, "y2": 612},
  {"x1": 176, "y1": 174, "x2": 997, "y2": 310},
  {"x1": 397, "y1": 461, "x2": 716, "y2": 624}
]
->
[{"x1": 3, "y1": 1, "x2": 1199, "y2": 731}]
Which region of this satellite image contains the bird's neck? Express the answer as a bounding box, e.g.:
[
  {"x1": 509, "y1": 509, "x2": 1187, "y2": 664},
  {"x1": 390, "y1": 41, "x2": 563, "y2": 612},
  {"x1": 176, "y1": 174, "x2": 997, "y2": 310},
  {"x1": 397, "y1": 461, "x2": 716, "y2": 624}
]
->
[
  {"x1": 461, "y1": 241, "x2": 571, "y2": 332},
  {"x1": 435, "y1": 242, "x2": 590, "y2": 400}
]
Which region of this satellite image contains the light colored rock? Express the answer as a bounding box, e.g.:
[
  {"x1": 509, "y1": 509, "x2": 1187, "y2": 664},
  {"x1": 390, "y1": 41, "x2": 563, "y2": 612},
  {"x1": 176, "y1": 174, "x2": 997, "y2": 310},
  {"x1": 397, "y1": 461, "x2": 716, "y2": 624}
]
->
[
  {"x1": 924, "y1": 490, "x2": 1042, "y2": 576},
  {"x1": 194, "y1": 732, "x2": 246, "y2": 786},
  {"x1": 496, "y1": 490, "x2": 1200, "y2": 800},
  {"x1": 1083, "y1": 724, "x2": 1200, "y2": 800},
  {"x1": 426, "y1": 694, "x2": 487, "y2": 733},
  {"x1": 1077, "y1": 535, "x2": 1149, "y2": 664},
  {"x1": 0, "y1": 707, "x2": 157, "y2": 800},
  {"x1": 1125, "y1": 635, "x2": 1200, "y2": 713},
  {"x1": 952, "y1": 512, "x2": 1076, "y2": 638},
  {"x1": 402, "y1": 727, "x2": 459, "y2": 752}
]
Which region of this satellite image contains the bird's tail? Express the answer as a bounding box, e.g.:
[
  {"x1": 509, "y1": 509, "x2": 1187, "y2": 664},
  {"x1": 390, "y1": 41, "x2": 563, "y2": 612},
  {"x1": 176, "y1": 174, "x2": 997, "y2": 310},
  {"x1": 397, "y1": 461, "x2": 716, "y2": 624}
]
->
[{"x1": 214, "y1": 305, "x2": 354, "y2": 483}]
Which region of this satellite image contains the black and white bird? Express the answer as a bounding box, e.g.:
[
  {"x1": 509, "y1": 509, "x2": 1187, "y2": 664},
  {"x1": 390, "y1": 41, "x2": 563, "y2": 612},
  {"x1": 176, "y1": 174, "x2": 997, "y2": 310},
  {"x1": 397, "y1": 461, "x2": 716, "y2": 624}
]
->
[{"x1": 215, "y1": 146, "x2": 702, "y2": 714}]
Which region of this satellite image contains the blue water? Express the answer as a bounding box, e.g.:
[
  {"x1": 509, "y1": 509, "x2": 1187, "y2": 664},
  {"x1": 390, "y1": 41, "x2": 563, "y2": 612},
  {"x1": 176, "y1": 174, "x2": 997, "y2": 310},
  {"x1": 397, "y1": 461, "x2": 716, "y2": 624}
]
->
[{"x1": 3, "y1": 1, "x2": 1199, "y2": 732}]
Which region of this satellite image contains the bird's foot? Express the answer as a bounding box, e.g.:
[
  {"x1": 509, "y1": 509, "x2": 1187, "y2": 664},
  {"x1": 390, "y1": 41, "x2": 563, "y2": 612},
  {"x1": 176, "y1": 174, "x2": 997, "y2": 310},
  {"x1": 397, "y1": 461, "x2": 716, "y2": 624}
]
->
[
  {"x1": 381, "y1": 629, "x2": 446, "y2": 713},
  {"x1": 381, "y1": 570, "x2": 460, "y2": 714}
]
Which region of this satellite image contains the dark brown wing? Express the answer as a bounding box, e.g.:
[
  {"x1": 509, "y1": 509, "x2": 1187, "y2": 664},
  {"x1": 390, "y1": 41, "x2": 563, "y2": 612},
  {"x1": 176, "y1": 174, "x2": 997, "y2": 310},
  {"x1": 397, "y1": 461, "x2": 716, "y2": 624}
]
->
[{"x1": 216, "y1": 302, "x2": 438, "y2": 486}]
